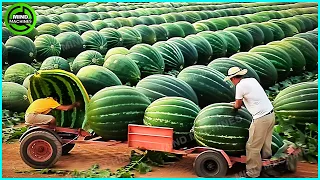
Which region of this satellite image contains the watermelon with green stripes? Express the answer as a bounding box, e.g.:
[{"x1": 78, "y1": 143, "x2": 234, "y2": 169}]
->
[
  {"x1": 60, "y1": 13, "x2": 80, "y2": 23},
  {"x1": 153, "y1": 41, "x2": 184, "y2": 72},
  {"x1": 103, "y1": 54, "x2": 141, "y2": 85},
  {"x1": 208, "y1": 18, "x2": 229, "y2": 30},
  {"x1": 195, "y1": 21, "x2": 218, "y2": 31},
  {"x1": 28, "y1": 70, "x2": 90, "y2": 129},
  {"x1": 149, "y1": 25, "x2": 169, "y2": 41},
  {"x1": 58, "y1": 22, "x2": 80, "y2": 34},
  {"x1": 185, "y1": 35, "x2": 213, "y2": 65},
  {"x1": 81, "y1": 30, "x2": 108, "y2": 54},
  {"x1": 261, "y1": 22, "x2": 285, "y2": 41},
  {"x1": 230, "y1": 52, "x2": 278, "y2": 88},
  {"x1": 224, "y1": 27, "x2": 254, "y2": 52},
  {"x1": 177, "y1": 65, "x2": 235, "y2": 108},
  {"x1": 91, "y1": 20, "x2": 108, "y2": 31},
  {"x1": 2, "y1": 82, "x2": 30, "y2": 112},
  {"x1": 160, "y1": 23, "x2": 185, "y2": 38},
  {"x1": 281, "y1": 37, "x2": 318, "y2": 71},
  {"x1": 208, "y1": 58, "x2": 260, "y2": 82},
  {"x1": 40, "y1": 56, "x2": 71, "y2": 72},
  {"x1": 197, "y1": 31, "x2": 228, "y2": 60},
  {"x1": 48, "y1": 14, "x2": 64, "y2": 24},
  {"x1": 104, "y1": 47, "x2": 130, "y2": 60},
  {"x1": 117, "y1": 27, "x2": 142, "y2": 48},
  {"x1": 193, "y1": 22, "x2": 210, "y2": 33},
  {"x1": 194, "y1": 103, "x2": 252, "y2": 155},
  {"x1": 168, "y1": 37, "x2": 198, "y2": 67},
  {"x1": 76, "y1": 65, "x2": 122, "y2": 95},
  {"x1": 294, "y1": 33, "x2": 318, "y2": 50},
  {"x1": 127, "y1": 44, "x2": 164, "y2": 78},
  {"x1": 72, "y1": 50, "x2": 104, "y2": 73},
  {"x1": 249, "y1": 23, "x2": 274, "y2": 44},
  {"x1": 175, "y1": 21, "x2": 197, "y2": 36},
  {"x1": 86, "y1": 86, "x2": 151, "y2": 140},
  {"x1": 99, "y1": 28, "x2": 123, "y2": 49},
  {"x1": 136, "y1": 74, "x2": 198, "y2": 104},
  {"x1": 36, "y1": 23, "x2": 62, "y2": 36},
  {"x1": 133, "y1": 25, "x2": 157, "y2": 45},
  {"x1": 2, "y1": 27, "x2": 13, "y2": 43},
  {"x1": 75, "y1": 21, "x2": 96, "y2": 34},
  {"x1": 55, "y1": 32, "x2": 85, "y2": 58},
  {"x1": 5, "y1": 36, "x2": 36, "y2": 64},
  {"x1": 4, "y1": 63, "x2": 36, "y2": 84},
  {"x1": 2, "y1": 42, "x2": 8, "y2": 65},
  {"x1": 34, "y1": 34, "x2": 61, "y2": 61},
  {"x1": 239, "y1": 24, "x2": 265, "y2": 46},
  {"x1": 214, "y1": 31, "x2": 240, "y2": 56},
  {"x1": 273, "y1": 82, "x2": 318, "y2": 124},
  {"x1": 249, "y1": 45, "x2": 292, "y2": 81}
]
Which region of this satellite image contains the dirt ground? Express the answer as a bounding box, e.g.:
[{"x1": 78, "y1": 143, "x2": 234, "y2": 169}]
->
[{"x1": 2, "y1": 142, "x2": 318, "y2": 178}]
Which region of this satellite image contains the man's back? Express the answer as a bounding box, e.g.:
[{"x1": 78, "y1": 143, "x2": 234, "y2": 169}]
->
[{"x1": 235, "y1": 78, "x2": 273, "y2": 119}]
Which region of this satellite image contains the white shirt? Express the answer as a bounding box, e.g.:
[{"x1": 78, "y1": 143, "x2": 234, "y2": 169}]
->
[{"x1": 235, "y1": 78, "x2": 273, "y2": 120}]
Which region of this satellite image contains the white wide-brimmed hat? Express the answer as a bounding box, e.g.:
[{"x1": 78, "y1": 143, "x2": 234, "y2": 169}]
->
[{"x1": 224, "y1": 67, "x2": 248, "y2": 81}]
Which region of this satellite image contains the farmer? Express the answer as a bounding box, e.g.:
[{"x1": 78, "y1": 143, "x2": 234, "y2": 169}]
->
[
  {"x1": 25, "y1": 93, "x2": 80, "y2": 128},
  {"x1": 224, "y1": 67, "x2": 275, "y2": 178}
]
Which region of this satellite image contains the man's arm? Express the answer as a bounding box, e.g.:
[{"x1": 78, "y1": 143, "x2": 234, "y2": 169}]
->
[
  {"x1": 234, "y1": 99, "x2": 243, "y2": 109},
  {"x1": 55, "y1": 102, "x2": 80, "y2": 111}
]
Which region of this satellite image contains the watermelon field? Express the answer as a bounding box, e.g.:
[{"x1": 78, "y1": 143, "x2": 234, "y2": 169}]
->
[{"x1": 2, "y1": 2, "x2": 319, "y2": 177}]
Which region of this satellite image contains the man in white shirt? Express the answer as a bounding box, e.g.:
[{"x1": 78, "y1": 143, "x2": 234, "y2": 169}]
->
[{"x1": 224, "y1": 67, "x2": 275, "y2": 178}]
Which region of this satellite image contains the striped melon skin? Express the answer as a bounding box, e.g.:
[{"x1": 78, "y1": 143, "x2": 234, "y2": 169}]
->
[
  {"x1": 270, "y1": 20, "x2": 299, "y2": 37},
  {"x1": 295, "y1": 15, "x2": 314, "y2": 32},
  {"x1": 160, "y1": 23, "x2": 185, "y2": 38},
  {"x1": 137, "y1": 16, "x2": 156, "y2": 25},
  {"x1": 91, "y1": 20, "x2": 108, "y2": 31},
  {"x1": 185, "y1": 35, "x2": 213, "y2": 65},
  {"x1": 40, "y1": 56, "x2": 71, "y2": 72},
  {"x1": 117, "y1": 27, "x2": 142, "y2": 48},
  {"x1": 282, "y1": 37, "x2": 318, "y2": 71},
  {"x1": 48, "y1": 14, "x2": 64, "y2": 24},
  {"x1": 249, "y1": 23, "x2": 274, "y2": 44},
  {"x1": 81, "y1": 30, "x2": 108, "y2": 54},
  {"x1": 175, "y1": 21, "x2": 197, "y2": 36},
  {"x1": 273, "y1": 82, "x2": 318, "y2": 124},
  {"x1": 105, "y1": 47, "x2": 130, "y2": 60},
  {"x1": 208, "y1": 58, "x2": 260, "y2": 82},
  {"x1": 36, "y1": 15, "x2": 52, "y2": 27},
  {"x1": 58, "y1": 22, "x2": 80, "y2": 34},
  {"x1": 169, "y1": 13, "x2": 186, "y2": 22},
  {"x1": 76, "y1": 65, "x2": 122, "y2": 95},
  {"x1": 177, "y1": 65, "x2": 235, "y2": 108},
  {"x1": 220, "y1": 17, "x2": 240, "y2": 27},
  {"x1": 75, "y1": 21, "x2": 96, "y2": 34},
  {"x1": 194, "y1": 103, "x2": 252, "y2": 155},
  {"x1": 2, "y1": 82, "x2": 30, "y2": 112},
  {"x1": 55, "y1": 32, "x2": 85, "y2": 58},
  {"x1": 196, "y1": 20, "x2": 218, "y2": 31},
  {"x1": 143, "y1": 96, "x2": 200, "y2": 134},
  {"x1": 133, "y1": 25, "x2": 157, "y2": 45},
  {"x1": 230, "y1": 52, "x2": 278, "y2": 88},
  {"x1": 224, "y1": 27, "x2": 254, "y2": 52},
  {"x1": 115, "y1": 17, "x2": 133, "y2": 27},
  {"x1": 239, "y1": 24, "x2": 265, "y2": 46},
  {"x1": 161, "y1": 14, "x2": 176, "y2": 23},
  {"x1": 149, "y1": 15, "x2": 167, "y2": 24},
  {"x1": 72, "y1": 50, "x2": 104, "y2": 73},
  {"x1": 267, "y1": 41, "x2": 306, "y2": 75},
  {"x1": 153, "y1": 41, "x2": 184, "y2": 72},
  {"x1": 136, "y1": 74, "x2": 198, "y2": 104},
  {"x1": 87, "y1": 12, "x2": 101, "y2": 21},
  {"x1": 103, "y1": 54, "x2": 141, "y2": 85},
  {"x1": 103, "y1": 19, "x2": 122, "y2": 29},
  {"x1": 4, "y1": 63, "x2": 36, "y2": 84},
  {"x1": 2, "y1": 42, "x2": 8, "y2": 65},
  {"x1": 208, "y1": 18, "x2": 229, "y2": 30},
  {"x1": 76, "y1": 13, "x2": 92, "y2": 22},
  {"x1": 168, "y1": 37, "x2": 198, "y2": 67},
  {"x1": 249, "y1": 45, "x2": 292, "y2": 81},
  {"x1": 34, "y1": 34, "x2": 61, "y2": 61},
  {"x1": 28, "y1": 70, "x2": 90, "y2": 129},
  {"x1": 127, "y1": 44, "x2": 165, "y2": 78},
  {"x1": 214, "y1": 31, "x2": 240, "y2": 57},
  {"x1": 86, "y1": 86, "x2": 151, "y2": 140},
  {"x1": 293, "y1": 33, "x2": 318, "y2": 50},
  {"x1": 2, "y1": 27, "x2": 13, "y2": 43},
  {"x1": 128, "y1": 17, "x2": 143, "y2": 26},
  {"x1": 149, "y1": 25, "x2": 169, "y2": 41},
  {"x1": 60, "y1": 13, "x2": 80, "y2": 23},
  {"x1": 5, "y1": 36, "x2": 36, "y2": 65},
  {"x1": 261, "y1": 22, "x2": 285, "y2": 41},
  {"x1": 36, "y1": 23, "x2": 61, "y2": 36},
  {"x1": 99, "y1": 28, "x2": 123, "y2": 49},
  {"x1": 198, "y1": 31, "x2": 228, "y2": 60},
  {"x1": 271, "y1": 131, "x2": 285, "y2": 155},
  {"x1": 193, "y1": 22, "x2": 210, "y2": 33},
  {"x1": 182, "y1": 12, "x2": 202, "y2": 23},
  {"x1": 280, "y1": 18, "x2": 304, "y2": 33}
]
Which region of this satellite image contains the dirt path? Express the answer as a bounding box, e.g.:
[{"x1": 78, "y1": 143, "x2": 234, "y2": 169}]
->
[{"x1": 2, "y1": 142, "x2": 318, "y2": 178}]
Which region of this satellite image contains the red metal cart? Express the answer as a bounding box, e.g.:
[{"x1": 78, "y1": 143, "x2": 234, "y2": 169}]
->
[{"x1": 19, "y1": 124, "x2": 300, "y2": 177}]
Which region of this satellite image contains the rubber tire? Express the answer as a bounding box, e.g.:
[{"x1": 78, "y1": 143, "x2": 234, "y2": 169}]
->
[
  {"x1": 193, "y1": 150, "x2": 228, "y2": 177},
  {"x1": 62, "y1": 143, "x2": 75, "y2": 155},
  {"x1": 20, "y1": 131, "x2": 62, "y2": 169},
  {"x1": 286, "y1": 155, "x2": 298, "y2": 173}
]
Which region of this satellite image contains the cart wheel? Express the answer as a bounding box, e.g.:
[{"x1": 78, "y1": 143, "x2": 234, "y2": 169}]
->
[
  {"x1": 62, "y1": 143, "x2": 75, "y2": 155},
  {"x1": 193, "y1": 150, "x2": 228, "y2": 177},
  {"x1": 286, "y1": 155, "x2": 298, "y2": 173},
  {"x1": 20, "y1": 131, "x2": 62, "y2": 169}
]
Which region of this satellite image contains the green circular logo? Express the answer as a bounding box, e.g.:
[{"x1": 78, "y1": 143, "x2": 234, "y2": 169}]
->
[{"x1": 4, "y1": 3, "x2": 37, "y2": 35}]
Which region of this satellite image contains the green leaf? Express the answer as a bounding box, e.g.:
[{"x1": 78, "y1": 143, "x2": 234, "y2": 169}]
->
[
  {"x1": 308, "y1": 123, "x2": 318, "y2": 132},
  {"x1": 137, "y1": 162, "x2": 152, "y2": 174}
]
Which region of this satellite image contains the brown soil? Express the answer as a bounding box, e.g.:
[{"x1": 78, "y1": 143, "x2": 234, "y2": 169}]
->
[{"x1": 2, "y1": 142, "x2": 318, "y2": 178}]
